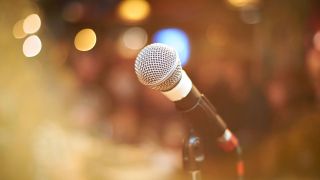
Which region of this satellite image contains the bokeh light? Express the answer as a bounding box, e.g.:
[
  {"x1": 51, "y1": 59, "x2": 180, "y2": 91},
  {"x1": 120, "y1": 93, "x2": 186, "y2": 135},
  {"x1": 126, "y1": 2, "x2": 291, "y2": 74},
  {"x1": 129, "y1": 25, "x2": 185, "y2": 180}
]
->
[
  {"x1": 23, "y1": 14, "x2": 41, "y2": 34},
  {"x1": 117, "y1": 0, "x2": 150, "y2": 23},
  {"x1": 12, "y1": 20, "x2": 27, "y2": 39},
  {"x1": 122, "y1": 27, "x2": 148, "y2": 50},
  {"x1": 153, "y1": 28, "x2": 190, "y2": 66},
  {"x1": 227, "y1": 0, "x2": 258, "y2": 8},
  {"x1": 313, "y1": 31, "x2": 320, "y2": 52},
  {"x1": 23, "y1": 35, "x2": 42, "y2": 57},
  {"x1": 74, "y1": 28, "x2": 97, "y2": 51}
]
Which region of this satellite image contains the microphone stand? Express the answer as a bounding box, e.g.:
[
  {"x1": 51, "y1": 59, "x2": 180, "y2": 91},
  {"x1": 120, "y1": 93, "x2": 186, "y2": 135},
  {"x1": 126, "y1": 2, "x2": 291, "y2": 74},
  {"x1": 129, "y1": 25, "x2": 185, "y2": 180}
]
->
[
  {"x1": 178, "y1": 86, "x2": 244, "y2": 179},
  {"x1": 183, "y1": 129, "x2": 204, "y2": 180}
]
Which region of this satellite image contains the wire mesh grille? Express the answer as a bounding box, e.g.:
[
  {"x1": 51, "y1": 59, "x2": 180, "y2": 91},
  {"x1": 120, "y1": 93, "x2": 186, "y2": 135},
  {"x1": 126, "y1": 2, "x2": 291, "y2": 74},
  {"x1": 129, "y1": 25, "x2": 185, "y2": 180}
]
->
[{"x1": 135, "y1": 43, "x2": 182, "y2": 91}]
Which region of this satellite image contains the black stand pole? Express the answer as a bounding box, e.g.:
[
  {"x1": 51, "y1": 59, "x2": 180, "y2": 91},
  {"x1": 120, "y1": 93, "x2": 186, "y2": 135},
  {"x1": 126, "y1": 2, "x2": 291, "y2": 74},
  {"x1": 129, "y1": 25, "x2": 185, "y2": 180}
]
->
[{"x1": 183, "y1": 129, "x2": 204, "y2": 180}]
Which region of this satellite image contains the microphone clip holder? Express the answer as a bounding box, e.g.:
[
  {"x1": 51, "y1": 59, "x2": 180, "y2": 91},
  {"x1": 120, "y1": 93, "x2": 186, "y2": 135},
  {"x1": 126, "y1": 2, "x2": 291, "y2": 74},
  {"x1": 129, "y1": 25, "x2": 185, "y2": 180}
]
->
[{"x1": 183, "y1": 129, "x2": 204, "y2": 180}]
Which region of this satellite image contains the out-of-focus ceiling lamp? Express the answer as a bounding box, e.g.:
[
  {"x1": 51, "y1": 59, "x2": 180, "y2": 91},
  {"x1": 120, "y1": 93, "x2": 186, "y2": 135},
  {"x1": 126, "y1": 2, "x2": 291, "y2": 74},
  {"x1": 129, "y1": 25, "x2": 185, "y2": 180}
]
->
[
  {"x1": 23, "y1": 14, "x2": 41, "y2": 34},
  {"x1": 23, "y1": 35, "x2": 42, "y2": 57},
  {"x1": 74, "y1": 28, "x2": 97, "y2": 51},
  {"x1": 122, "y1": 27, "x2": 148, "y2": 50},
  {"x1": 117, "y1": 0, "x2": 150, "y2": 23},
  {"x1": 13, "y1": 19, "x2": 27, "y2": 39},
  {"x1": 227, "y1": 0, "x2": 259, "y2": 8},
  {"x1": 153, "y1": 28, "x2": 191, "y2": 66}
]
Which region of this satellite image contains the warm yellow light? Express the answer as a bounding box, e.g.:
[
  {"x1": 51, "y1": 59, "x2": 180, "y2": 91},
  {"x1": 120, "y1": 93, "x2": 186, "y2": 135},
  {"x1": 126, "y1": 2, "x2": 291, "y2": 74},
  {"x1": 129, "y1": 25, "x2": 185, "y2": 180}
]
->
[
  {"x1": 118, "y1": 0, "x2": 150, "y2": 22},
  {"x1": 23, "y1": 35, "x2": 42, "y2": 57},
  {"x1": 23, "y1": 14, "x2": 41, "y2": 34},
  {"x1": 74, "y1": 28, "x2": 97, "y2": 51},
  {"x1": 227, "y1": 0, "x2": 258, "y2": 8},
  {"x1": 13, "y1": 20, "x2": 27, "y2": 39},
  {"x1": 122, "y1": 27, "x2": 148, "y2": 50}
]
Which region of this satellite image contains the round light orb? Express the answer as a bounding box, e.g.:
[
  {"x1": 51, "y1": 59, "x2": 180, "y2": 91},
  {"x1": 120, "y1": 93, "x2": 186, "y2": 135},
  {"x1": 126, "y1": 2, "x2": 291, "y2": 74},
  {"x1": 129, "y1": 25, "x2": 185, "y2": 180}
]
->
[
  {"x1": 74, "y1": 28, "x2": 97, "y2": 51},
  {"x1": 153, "y1": 28, "x2": 190, "y2": 66},
  {"x1": 122, "y1": 27, "x2": 148, "y2": 50},
  {"x1": 23, "y1": 35, "x2": 42, "y2": 57},
  {"x1": 118, "y1": 0, "x2": 150, "y2": 22},
  {"x1": 13, "y1": 19, "x2": 27, "y2": 39},
  {"x1": 23, "y1": 14, "x2": 41, "y2": 34},
  {"x1": 227, "y1": 0, "x2": 258, "y2": 8}
]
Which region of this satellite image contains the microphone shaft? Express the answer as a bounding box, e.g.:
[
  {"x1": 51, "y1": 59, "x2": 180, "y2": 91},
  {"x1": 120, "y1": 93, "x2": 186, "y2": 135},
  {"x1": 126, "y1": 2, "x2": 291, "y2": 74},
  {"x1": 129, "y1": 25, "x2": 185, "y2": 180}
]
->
[{"x1": 175, "y1": 85, "x2": 227, "y2": 138}]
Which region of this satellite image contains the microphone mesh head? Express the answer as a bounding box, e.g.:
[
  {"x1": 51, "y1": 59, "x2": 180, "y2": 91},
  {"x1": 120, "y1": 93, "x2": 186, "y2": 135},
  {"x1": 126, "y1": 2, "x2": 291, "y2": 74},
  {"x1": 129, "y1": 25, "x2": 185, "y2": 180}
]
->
[{"x1": 134, "y1": 43, "x2": 182, "y2": 91}]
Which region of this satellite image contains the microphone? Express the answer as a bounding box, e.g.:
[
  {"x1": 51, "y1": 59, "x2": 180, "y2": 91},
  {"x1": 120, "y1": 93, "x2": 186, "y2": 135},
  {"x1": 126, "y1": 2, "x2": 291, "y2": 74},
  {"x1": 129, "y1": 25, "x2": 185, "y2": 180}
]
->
[{"x1": 134, "y1": 43, "x2": 238, "y2": 152}]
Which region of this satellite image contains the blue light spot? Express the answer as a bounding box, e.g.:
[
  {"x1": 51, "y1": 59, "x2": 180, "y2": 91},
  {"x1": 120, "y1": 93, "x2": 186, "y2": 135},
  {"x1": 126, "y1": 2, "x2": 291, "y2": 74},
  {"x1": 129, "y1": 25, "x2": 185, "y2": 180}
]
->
[{"x1": 153, "y1": 28, "x2": 190, "y2": 66}]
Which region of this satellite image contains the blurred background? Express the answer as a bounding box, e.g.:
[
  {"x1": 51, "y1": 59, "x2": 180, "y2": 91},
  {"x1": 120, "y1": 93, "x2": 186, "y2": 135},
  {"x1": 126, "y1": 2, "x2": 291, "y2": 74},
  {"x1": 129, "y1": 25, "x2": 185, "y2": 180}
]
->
[{"x1": 1, "y1": 0, "x2": 320, "y2": 179}]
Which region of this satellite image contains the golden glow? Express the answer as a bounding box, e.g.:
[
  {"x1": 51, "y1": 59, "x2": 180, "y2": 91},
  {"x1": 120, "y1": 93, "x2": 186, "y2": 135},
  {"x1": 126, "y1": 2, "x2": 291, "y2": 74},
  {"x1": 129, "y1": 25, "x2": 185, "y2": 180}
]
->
[
  {"x1": 23, "y1": 35, "x2": 42, "y2": 57},
  {"x1": 118, "y1": 0, "x2": 150, "y2": 22},
  {"x1": 227, "y1": 0, "x2": 258, "y2": 8},
  {"x1": 13, "y1": 20, "x2": 27, "y2": 39},
  {"x1": 74, "y1": 28, "x2": 97, "y2": 51},
  {"x1": 23, "y1": 14, "x2": 41, "y2": 34},
  {"x1": 122, "y1": 27, "x2": 148, "y2": 50}
]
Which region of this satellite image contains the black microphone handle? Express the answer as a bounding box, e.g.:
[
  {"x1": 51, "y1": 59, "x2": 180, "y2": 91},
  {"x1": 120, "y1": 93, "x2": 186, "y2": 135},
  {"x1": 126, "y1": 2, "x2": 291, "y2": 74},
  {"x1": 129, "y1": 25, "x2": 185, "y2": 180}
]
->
[{"x1": 175, "y1": 85, "x2": 228, "y2": 142}]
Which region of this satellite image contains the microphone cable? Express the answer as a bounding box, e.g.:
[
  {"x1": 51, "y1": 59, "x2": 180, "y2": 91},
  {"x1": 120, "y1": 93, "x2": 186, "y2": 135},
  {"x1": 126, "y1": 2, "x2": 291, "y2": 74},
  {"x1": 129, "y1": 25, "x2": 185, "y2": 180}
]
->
[{"x1": 235, "y1": 145, "x2": 244, "y2": 180}]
